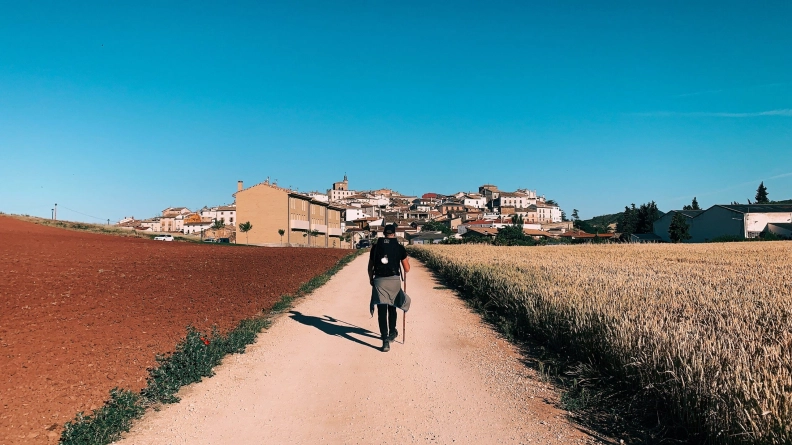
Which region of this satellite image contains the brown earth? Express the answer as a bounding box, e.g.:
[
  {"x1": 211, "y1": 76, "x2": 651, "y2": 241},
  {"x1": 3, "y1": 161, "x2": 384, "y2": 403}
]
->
[{"x1": 0, "y1": 216, "x2": 351, "y2": 445}]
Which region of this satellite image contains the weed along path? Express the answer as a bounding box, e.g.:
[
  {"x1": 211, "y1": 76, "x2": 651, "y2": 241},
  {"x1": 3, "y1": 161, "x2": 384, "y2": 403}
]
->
[{"x1": 117, "y1": 255, "x2": 595, "y2": 445}]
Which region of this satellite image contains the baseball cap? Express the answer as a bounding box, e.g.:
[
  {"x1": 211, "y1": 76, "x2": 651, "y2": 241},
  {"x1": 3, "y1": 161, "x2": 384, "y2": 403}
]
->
[{"x1": 384, "y1": 224, "x2": 396, "y2": 234}]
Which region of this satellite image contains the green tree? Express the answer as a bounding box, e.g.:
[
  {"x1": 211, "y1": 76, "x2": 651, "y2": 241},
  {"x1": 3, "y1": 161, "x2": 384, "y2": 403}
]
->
[
  {"x1": 421, "y1": 220, "x2": 452, "y2": 235},
  {"x1": 683, "y1": 197, "x2": 701, "y2": 211},
  {"x1": 755, "y1": 182, "x2": 769, "y2": 204},
  {"x1": 340, "y1": 232, "x2": 352, "y2": 248},
  {"x1": 617, "y1": 204, "x2": 638, "y2": 236},
  {"x1": 635, "y1": 201, "x2": 660, "y2": 234},
  {"x1": 571, "y1": 209, "x2": 580, "y2": 221},
  {"x1": 692, "y1": 197, "x2": 700, "y2": 210},
  {"x1": 278, "y1": 228, "x2": 285, "y2": 245},
  {"x1": 238, "y1": 221, "x2": 252, "y2": 245},
  {"x1": 493, "y1": 215, "x2": 533, "y2": 246},
  {"x1": 668, "y1": 212, "x2": 691, "y2": 243},
  {"x1": 211, "y1": 218, "x2": 225, "y2": 230},
  {"x1": 303, "y1": 229, "x2": 320, "y2": 246}
]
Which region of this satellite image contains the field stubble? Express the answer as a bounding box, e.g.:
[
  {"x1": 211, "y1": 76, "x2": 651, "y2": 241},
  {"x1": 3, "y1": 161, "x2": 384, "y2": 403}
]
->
[{"x1": 410, "y1": 243, "x2": 792, "y2": 444}]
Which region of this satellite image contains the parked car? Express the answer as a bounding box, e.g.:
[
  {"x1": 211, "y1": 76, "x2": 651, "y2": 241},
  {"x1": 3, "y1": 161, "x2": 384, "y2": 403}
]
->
[
  {"x1": 356, "y1": 239, "x2": 371, "y2": 249},
  {"x1": 203, "y1": 238, "x2": 216, "y2": 243},
  {"x1": 154, "y1": 234, "x2": 174, "y2": 241},
  {"x1": 218, "y1": 238, "x2": 230, "y2": 243}
]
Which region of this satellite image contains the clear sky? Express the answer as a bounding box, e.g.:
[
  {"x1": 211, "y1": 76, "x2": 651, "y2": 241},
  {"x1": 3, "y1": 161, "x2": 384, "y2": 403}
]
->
[{"x1": 1, "y1": 1, "x2": 790, "y2": 222}]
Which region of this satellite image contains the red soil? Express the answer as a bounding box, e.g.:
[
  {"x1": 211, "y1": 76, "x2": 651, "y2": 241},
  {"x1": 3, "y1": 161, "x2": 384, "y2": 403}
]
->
[{"x1": 0, "y1": 216, "x2": 352, "y2": 444}]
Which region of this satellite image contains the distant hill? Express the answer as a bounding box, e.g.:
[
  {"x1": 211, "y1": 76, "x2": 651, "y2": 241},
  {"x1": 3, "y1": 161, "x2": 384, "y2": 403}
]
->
[
  {"x1": 577, "y1": 213, "x2": 620, "y2": 233},
  {"x1": 586, "y1": 213, "x2": 621, "y2": 228}
]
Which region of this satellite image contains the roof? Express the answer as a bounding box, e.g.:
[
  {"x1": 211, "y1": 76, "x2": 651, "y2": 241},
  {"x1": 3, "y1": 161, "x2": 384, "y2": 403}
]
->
[
  {"x1": 464, "y1": 227, "x2": 498, "y2": 236},
  {"x1": 523, "y1": 228, "x2": 551, "y2": 237},
  {"x1": 768, "y1": 222, "x2": 792, "y2": 230},
  {"x1": 717, "y1": 204, "x2": 792, "y2": 214},
  {"x1": 630, "y1": 233, "x2": 663, "y2": 241},
  {"x1": 233, "y1": 180, "x2": 293, "y2": 197},
  {"x1": 672, "y1": 210, "x2": 705, "y2": 218},
  {"x1": 498, "y1": 192, "x2": 526, "y2": 198},
  {"x1": 558, "y1": 230, "x2": 596, "y2": 238}
]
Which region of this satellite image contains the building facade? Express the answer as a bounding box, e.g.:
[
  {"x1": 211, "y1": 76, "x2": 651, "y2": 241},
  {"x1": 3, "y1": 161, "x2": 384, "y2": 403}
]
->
[{"x1": 235, "y1": 179, "x2": 345, "y2": 247}]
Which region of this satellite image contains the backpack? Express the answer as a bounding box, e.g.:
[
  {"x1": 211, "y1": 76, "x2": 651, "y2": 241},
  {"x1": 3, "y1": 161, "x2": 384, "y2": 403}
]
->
[{"x1": 373, "y1": 238, "x2": 402, "y2": 277}]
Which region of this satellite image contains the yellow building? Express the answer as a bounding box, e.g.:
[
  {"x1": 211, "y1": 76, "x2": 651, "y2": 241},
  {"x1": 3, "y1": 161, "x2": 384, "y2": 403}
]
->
[{"x1": 234, "y1": 180, "x2": 345, "y2": 247}]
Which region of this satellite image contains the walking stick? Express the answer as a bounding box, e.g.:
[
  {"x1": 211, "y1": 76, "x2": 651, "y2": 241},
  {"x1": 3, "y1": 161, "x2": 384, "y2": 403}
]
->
[
  {"x1": 398, "y1": 263, "x2": 406, "y2": 344},
  {"x1": 403, "y1": 269, "x2": 407, "y2": 344}
]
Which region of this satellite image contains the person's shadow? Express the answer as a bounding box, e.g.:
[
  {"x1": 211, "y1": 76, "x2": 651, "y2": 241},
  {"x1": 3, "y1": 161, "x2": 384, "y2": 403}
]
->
[{"x1": 288, "y1": 311, "x2": 381, "y2": 350}]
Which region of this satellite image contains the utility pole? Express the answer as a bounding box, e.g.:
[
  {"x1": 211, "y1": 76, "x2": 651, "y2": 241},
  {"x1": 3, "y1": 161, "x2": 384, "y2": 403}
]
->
[
  {"x1": 51, "y1": 209, "x2": 54, "y2": 220},
  {"x1": 54, "y1": 203, "x2": 57, "y2": 221},
  {"x1": 107, "y1": 219, "x2": 110, "y2": 226}
]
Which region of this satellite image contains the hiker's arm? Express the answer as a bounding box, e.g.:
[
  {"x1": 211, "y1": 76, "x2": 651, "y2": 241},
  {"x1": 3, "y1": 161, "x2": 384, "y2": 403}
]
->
[
  {"x1": 401, "y1": 257, "x2": 410, "y2": 274},
  {"x1": 368, "y1": 246, "x2": 376, "y2": 285}
]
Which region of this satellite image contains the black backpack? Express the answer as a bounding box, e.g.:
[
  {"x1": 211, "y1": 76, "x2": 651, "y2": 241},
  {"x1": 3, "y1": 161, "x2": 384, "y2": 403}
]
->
[{"x1": 373, "y1": 238, "x2": 402, "y2": 277}]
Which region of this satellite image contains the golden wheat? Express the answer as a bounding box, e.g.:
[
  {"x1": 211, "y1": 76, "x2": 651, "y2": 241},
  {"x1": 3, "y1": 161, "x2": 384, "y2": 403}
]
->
[{"x1": 410, "y1": 243, "x2": 792, "y2": 444}]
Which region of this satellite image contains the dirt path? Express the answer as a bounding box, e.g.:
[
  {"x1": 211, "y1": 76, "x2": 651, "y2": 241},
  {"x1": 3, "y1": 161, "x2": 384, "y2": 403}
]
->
[{"x1": 117, "y1": 255, "x2": 597, "y2": 444}]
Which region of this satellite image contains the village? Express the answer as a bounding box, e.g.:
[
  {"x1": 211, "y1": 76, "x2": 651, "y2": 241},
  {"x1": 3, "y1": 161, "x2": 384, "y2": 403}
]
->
[{"x1": 115, "y1": 175, "x2": 586, "y2": 247}]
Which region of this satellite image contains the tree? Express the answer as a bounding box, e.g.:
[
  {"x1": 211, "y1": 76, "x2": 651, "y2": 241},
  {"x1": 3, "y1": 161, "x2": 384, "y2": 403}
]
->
[
  {"x1": 635, "y1": 201, "x2": 660, "y2": 234},
  {"x1": 238, "y1": 221, "x2": 253, "y2": 245},
  {"x1": 211, "y1": 218, "x2": 225, "y2": 230},
  {"x1": 756, "y1": 182, "x2": 769, "y2": 204},
  {"x1": 668, "y1": 212, "x2": 691, "y2": 243},
  {"x1": 616, "y1": 201, "x2": 661, "y2": 237},
  {"x1": 683, "y1": 197, "x2": 701, "y2": 211},
  {"x1": 572, "y1": 209, "x2": 580, "y2": 221},
  {"x1": 303, "y1": 229, "x2": 320, "y2": 246},
  {"x1": 421, "y1": 220, "x2": 452, "y2": 235},
  {"x1": 493, "y1": 215, "x2": 532, "y2": 246},
  {"x1": 278, "y1": 229, "x2": 285, "y2": 245},
  {"x1": 617, "y1": 204, "x2": 638, "y2": 236},
  {"x1": 340, "y1": 232, "x2": 353, "y2": 248}
]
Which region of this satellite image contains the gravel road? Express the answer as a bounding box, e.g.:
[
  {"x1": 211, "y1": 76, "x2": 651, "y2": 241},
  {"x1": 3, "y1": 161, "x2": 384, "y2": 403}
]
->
[{"x1": 117, "y1": 255, "x2": 598, "y2": 444}]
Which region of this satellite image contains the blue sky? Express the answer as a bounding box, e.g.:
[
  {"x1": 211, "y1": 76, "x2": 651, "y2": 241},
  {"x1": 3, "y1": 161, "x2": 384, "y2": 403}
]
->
[{"x1": 1, "y1": 1, "x2": 790, "y2": 222}]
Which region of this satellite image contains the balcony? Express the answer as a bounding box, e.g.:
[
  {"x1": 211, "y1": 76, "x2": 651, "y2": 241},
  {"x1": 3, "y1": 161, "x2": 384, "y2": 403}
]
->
[
  {"x1": 290, "y1": 219, "x2": 309, "y2": 230},
  {"x1": 328, "y1": 227, "x2": 342, "y2": 236},
  {"x1": 313, "y1": 224, "x2": 327, "y2": 233}
]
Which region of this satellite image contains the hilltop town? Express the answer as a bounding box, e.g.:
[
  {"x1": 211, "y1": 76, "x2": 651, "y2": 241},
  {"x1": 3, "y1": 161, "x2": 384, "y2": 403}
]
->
[{"x1": 116, "y1": 176, "x2": 573, "y2": 247}]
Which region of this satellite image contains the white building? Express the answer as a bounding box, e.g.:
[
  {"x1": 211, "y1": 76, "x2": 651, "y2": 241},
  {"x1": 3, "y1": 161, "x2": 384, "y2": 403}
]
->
[
  {"x1": 307, "y1": 192, "x2": 329, "y2": 203},
  {"x1": 461, "y1": 194, "x2": 487, "y2": 209},
  {"x1": 494, "y1": 192, "x2": 538, "y2": 209},
  {"x1": 200, "y1": 205, "x2": 236, "y2": 226},
  {"x1": 183, "y1": 220, "x2": 213, "y2": 235},
  {"x1": 343, "y1": 206, "x2": 366, "y2": 222},
  {"x1": 138, "y1": 218, "x2": 162, "y2": 232},
  {"x1": 536, "y1": 203, "x2": 562, "y2": 223}
]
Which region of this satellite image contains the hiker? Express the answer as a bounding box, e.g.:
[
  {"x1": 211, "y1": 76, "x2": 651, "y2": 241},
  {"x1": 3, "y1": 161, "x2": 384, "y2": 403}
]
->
[{"x1": 368, "y1": 223, "x2": 411, "y2": 352}]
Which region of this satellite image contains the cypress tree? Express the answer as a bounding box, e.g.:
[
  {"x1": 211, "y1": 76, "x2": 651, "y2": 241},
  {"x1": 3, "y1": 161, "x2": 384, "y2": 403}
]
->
[
  {"x1": 669, "y1": 212, "x2": 692, "y2": 243},
  {"x1": 755, "y1": 182, "x2": 769, "y2": 204}
]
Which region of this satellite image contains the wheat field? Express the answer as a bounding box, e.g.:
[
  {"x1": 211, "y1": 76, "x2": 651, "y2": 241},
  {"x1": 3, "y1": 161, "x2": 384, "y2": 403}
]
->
[{"x1": 410, "y1": 243, "x2": 792, "y2": 444}]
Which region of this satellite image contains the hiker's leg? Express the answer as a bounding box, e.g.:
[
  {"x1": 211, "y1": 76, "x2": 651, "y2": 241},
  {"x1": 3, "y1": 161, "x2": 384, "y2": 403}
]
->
[
  {"x1": 377, "y1": 304, "x2": 389, "y2": 338},
  {"x1": 388, "y1": 305, "x2": 397, "y2": 333}
]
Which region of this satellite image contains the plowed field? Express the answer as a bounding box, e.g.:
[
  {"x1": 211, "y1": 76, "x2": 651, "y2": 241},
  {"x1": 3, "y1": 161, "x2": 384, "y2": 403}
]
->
[{"x1": 0, "y1": 216, "x2": 351, "y2": 444}]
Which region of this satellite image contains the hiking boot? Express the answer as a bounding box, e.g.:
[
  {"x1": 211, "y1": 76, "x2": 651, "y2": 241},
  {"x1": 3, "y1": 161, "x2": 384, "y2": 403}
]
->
[
  {"x1": 387, "y1": 329, "x2": 398, "y2": 341},
  {"x1": 382, "y1": 340, "x2": 390, "y2": 352}
]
